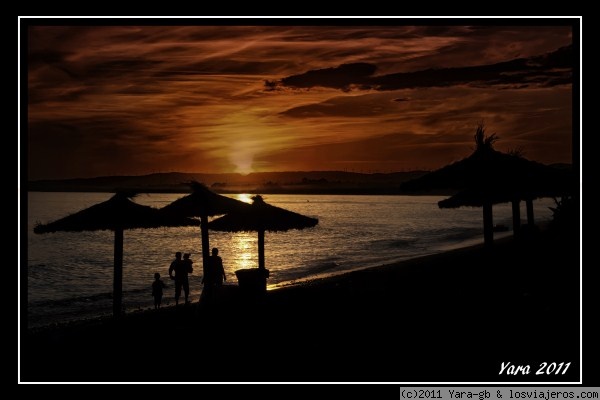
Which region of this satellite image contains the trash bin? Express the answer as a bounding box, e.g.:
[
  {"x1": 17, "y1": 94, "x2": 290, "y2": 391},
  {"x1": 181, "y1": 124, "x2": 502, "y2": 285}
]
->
[{"x1": 235, "y1": 268, "x2": 269, "y2": 296}]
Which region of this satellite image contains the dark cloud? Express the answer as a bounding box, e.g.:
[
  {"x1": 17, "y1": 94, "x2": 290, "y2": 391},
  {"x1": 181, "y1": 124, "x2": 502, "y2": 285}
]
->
[
  {"x1": 281, "y1": 63, "x2": 377, "y2": 91},
  {"x1": 274, "y1": 45, "x2": 572, "y2": 91},
  {"x1": 153, "y1": 59, "x2": 293, "y2": 78},
  {"x1": 275, "y1": 83, "x2": 572, "y2": 169},
  {"x1": 27, "y1": 50, "x2": 71, "y2": 68},
  {"x1": 27, "y1": 114, "x2": 226, "y2": 179},
  {"x1": 85, "y1": 59, "x2": 165, "y2": 78},
  {"x1": 280, "y1": 92, "x2": 406, "y2": 118}
]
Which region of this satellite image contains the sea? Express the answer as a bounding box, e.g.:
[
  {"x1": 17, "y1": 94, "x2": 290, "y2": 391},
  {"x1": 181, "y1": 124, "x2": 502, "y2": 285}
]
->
[{"x1": 25, "y1": 192, "x2": 555, "y2": 327}]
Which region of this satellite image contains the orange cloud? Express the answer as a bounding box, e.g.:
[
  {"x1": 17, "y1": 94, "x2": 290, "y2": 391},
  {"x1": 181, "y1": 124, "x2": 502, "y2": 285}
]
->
[{"x1": 27, "y1": 24, "x2": 574, "y2": 179}]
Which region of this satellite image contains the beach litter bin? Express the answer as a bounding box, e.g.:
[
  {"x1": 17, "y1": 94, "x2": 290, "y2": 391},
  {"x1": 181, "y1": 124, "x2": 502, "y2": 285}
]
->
[{"x1": 235, "y1": 268, "x2": 269, "y2": 296}]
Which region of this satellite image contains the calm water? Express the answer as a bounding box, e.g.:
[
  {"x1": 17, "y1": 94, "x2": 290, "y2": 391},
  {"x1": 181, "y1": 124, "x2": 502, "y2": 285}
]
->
[{"x1": 26, "y1": 192, "x2": 554, "y2": 327}]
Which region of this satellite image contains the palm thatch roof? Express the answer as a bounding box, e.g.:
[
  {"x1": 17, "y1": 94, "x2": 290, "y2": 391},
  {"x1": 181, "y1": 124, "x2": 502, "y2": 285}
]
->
[
  {"x1": 208, "y1": 195, "x2": 318, "y2": 233},
  {"x1": 403, "y1": 147, "x2": 569, "y2": 200},
  {"x1": 401, "y1": 124, "x2": 572, "y2": 202},
  {"x1": 34, "y1": 192, "x2": 199, "y2": 233},
  {"x1": 438, "y1": 189, "x2": 515, "y2": 209},
  {"x1": 160, "y1": 181, "x2": 249, "y2": 218}
]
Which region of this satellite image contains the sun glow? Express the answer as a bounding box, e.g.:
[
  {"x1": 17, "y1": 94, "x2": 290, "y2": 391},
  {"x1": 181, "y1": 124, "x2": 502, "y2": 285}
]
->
[{"x1": 233, "y1": 153, "x2": 254, "y2": 175}]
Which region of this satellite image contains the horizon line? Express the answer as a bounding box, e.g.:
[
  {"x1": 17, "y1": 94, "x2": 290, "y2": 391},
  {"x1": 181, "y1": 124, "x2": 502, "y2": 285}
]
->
[{"x1": 28, "y1": 162, "x2": 574, "y2": 183}]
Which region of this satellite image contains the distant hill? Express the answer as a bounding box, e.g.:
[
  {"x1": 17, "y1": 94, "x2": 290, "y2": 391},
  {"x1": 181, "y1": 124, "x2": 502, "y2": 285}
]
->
[{"x1": 28, "y1": 171, "x2": 429, "y2": 195}]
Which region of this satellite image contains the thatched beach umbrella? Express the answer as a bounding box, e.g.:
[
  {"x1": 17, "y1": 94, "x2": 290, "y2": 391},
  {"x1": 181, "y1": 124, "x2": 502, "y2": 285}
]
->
[
  {"x1": 437, "y1": 188, "x2": 515, "y2": 244},
  {"x1": 208, "y1": 195, "x2": 318, "y2": 285},
  {"x1": 34, "y1": 192, "x2": 199, "y2": 317},
  {"x1": 437, "y1": 188, "x2": 515, "y2": 209},
  {"x1": 160, "y1": 181, "x2": 250, "y2": 278},
  {"x1": 402, "y1": 124, "x2": 570, "y2": 245}
]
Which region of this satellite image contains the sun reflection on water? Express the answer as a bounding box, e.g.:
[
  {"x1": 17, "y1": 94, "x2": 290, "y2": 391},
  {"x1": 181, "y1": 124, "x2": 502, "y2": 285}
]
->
[
  {"x1": 231, "y1": 233, "x2": 256, "y2": 271},
  {"x1": 235, "y1": 193, "x2": 254, "y2": 204}
]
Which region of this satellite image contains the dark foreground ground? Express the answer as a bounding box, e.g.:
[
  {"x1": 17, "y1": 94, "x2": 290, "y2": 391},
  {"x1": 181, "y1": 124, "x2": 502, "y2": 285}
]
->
[{"x1": 21, "y1": 228, "x2": 580, "y2": 382}]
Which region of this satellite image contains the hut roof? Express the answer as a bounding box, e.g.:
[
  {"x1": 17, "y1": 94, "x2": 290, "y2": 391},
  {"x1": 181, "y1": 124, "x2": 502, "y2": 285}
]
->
[
  {"x1": 438, "y1": 188, "x2": 515, "y2": 209},
  {"x1": 402, "y1": 146, "x2": 571, "y2": 200},
  {"x1": 208, "y1": 195, "x2": 318, "y2": 233},
  {"x1": 34, "y1": 192, "x2": 198, "y2": 233},
  {"x1": 160, "y1": 181, "x2": 249, "y2": 218}
]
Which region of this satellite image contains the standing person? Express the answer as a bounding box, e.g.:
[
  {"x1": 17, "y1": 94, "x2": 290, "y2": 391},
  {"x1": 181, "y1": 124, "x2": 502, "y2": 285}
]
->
[
  {"x1": 182, "y1": 253, "x2": 194, "y2": 275},
  {"x1": 168, "y1": 251, "x2": 192, "y2": 305},
  {"x1": 210, "y1": 248, "x2": 226, "y2": 286},
  {"x1": 201, "y1": 247, "x2": 226, "y2": 301},
  {"x1": 151, "y1": 272, "x2": 167, "y2": 309}
]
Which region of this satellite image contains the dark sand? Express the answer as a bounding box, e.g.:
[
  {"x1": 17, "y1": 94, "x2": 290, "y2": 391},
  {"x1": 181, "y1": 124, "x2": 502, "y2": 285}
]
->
[{"x1": 22, "y1": 229, "x2": 579, "y2": 382}]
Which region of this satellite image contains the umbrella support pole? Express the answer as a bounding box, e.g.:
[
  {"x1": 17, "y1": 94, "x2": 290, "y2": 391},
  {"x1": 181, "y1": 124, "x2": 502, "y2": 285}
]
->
[
  {"x1": 512, "y1": 200, "x2": 521, "y2": 236},
  {"x1": 526, "y1": 198, "x2": 535, "y2": 226},
  {"x1": 201, "y1": 215, "x2": 210, "y2": 276},
  {"x1": 113, "y1": 227, "x2": 123, "y2": 318},
  {"x1": 483, "y1": 202, "x2": 493, "y2": 247}
]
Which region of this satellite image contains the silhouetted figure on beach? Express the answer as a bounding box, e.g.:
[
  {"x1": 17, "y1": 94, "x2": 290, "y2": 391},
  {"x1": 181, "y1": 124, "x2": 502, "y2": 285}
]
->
[
  {"x1": 169, "y1": 251, "x2": 193, "y2": 305},
  {"x1": 183, "y1": 253, "x2": 194, "y2": 274},
  {"x1": 151, "y1": 272, "x2": 167, "y2": 309},
  {"x1": 202, "y1": 247, "x2": 226, "y2": 300},
  {"x1": 211, "y1": 248, "x2": 226, "y2": 286}
]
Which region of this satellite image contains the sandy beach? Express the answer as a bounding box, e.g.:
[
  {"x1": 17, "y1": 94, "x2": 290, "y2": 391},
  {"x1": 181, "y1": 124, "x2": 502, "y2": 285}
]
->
[{"x1": 21, "y1": 228, "x2": 579, "y2": 382}]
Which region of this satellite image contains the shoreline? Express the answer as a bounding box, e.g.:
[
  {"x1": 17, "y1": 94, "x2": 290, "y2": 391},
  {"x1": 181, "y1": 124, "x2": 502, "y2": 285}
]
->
[
  {"x1": 22, "y1": 227, "x2": 580, "y2": 382},
  {"x1": 26, "y1": 234, "x2": 504, "y2": 332},
  {"x1": 25, "y1": 229, "x2": 490, "y2": 330},
  {"x1": 26, "y1": 193, "x2": 557, "y2": 332}
]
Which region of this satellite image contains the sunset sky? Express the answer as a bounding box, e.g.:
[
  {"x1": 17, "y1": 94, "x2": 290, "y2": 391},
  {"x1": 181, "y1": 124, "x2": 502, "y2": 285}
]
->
[{"x1": 27, "y1": 24, "x2": 574, "y2": 180}]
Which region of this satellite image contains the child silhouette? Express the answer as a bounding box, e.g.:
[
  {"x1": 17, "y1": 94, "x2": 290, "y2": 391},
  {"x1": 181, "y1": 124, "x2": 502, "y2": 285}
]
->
[{"x1": 152, "y1": 272, "x2": 167, "y2": 309}]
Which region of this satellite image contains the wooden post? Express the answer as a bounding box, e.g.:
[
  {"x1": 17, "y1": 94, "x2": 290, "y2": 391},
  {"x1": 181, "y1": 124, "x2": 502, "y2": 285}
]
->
[
  {"x1": 526, "y1": 198, "x2": 535, "y2": 226},
  {"x1": 113, "y1": 227, "x2": 123, "y2": 318},
  {"x1": 483, "y1": 201, "x2": 493, "y2": 247},
  {"x1": 511, "y1": 199, "x2": 521, "y2": 236},
  {"x1": 258, "y1": 229, "x2": 265, "y2": 270},
  {"x1": 200, "y1": 214, "x2": 210, "y2": 276}
]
